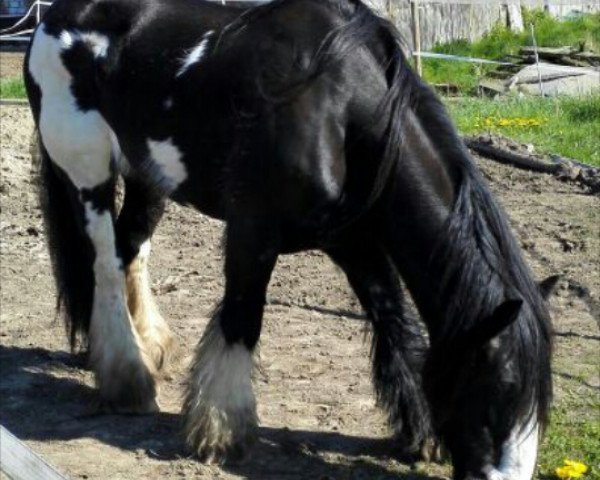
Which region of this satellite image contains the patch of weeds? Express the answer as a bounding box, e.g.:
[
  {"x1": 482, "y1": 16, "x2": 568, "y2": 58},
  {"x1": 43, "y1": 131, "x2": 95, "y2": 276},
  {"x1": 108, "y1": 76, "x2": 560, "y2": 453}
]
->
[
  {"x1": 0, "y1": 77, "x2": 26, "y2": 99},
  {"x1": 445, "y1": 95, "x2": 600, "y2": 166},
  {"x1": 538, "y1": 398, "x2": 600, "y2": 479},
  {"x1": 422, "y1": 10, "x2": 600, "y2": 94}
]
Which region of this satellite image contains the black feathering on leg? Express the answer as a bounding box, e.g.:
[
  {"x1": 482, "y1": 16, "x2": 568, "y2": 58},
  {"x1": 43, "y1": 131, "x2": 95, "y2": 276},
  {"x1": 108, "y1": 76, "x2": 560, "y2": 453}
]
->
[
  {"x1": 370, "y1": 308, "x2": 432, "y2": 456},
  {"x1": 326, "y1": 241, "x2": 433, "y2": 457}
]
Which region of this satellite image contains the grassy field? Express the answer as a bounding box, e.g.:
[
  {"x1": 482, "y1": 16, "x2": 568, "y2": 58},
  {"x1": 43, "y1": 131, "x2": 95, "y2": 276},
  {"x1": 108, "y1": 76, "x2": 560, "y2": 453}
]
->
[
  {"x1": 539, "y1": 396, "x2": 600, "y2": 479},
  {"x1": 0, "y1": 77, "x2": 26, "y2": 99},
  {"x1": 445, "y1": 95, "x2": 600, "y2": 167},
  {"x1": 423, "y1": 10, "x2": 600, "y2": 93}
]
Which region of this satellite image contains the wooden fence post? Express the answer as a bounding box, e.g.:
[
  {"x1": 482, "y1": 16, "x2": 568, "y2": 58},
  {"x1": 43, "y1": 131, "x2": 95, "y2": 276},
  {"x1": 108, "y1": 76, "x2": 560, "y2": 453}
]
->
[{"x1": 410, "y1": 0, "x2": 422, "y2": 76}]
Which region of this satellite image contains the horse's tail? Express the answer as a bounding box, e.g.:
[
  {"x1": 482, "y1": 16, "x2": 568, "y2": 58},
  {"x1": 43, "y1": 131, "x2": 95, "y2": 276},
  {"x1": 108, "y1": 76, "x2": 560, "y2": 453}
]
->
[
  {"x1": 34, "y1": 134, "x2": 96, "y2": 349},
  {"x1": 25, "y1": 44, "x2": 95, "y2": 349}
]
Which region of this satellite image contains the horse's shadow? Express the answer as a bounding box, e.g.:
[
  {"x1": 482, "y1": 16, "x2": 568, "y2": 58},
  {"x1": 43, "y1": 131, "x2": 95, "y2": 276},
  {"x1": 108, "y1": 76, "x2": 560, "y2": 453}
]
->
[{"x1": 0, "y1": 345, "x2": 444, "y2": 479}]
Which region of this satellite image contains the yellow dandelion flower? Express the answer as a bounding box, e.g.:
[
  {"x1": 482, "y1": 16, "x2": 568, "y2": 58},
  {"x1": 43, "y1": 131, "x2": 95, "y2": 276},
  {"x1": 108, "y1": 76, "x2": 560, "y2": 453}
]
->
[{"x1": 555, "y1": 459, "x2": 588, "y2": 479}]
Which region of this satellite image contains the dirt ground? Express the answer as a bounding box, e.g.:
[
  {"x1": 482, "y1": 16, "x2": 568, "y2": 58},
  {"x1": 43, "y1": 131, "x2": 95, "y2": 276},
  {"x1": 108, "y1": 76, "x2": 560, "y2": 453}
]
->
[
  {"x1": 1, "y1": 97, "x2": 598, "y2": 479},
  {"x1": 0, "y1": 51, "x2": 24, "y2": 79}
]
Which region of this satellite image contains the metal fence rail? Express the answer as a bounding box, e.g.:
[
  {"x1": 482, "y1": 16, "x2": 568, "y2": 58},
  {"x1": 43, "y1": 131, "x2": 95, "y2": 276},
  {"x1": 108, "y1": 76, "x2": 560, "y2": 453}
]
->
[
  {"x1": 408, "y1": 0, "x2": 599, "y2": 4},
  {"x1": 400, "y1": 0, "x2": 599, "y2": 83},
  {"x1": 0, "y1": 0, "x2": 274, "y2": 44},
  {"x1": 0, "y1": 0, "x2": 51, "y2": 43}
]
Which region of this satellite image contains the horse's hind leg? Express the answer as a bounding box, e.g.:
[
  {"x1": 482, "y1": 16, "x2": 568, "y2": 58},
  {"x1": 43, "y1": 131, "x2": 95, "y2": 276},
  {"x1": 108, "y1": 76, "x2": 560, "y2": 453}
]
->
[
  {"x1": 35, "y1": 135, "x2": 158, "y2": 412},
  {"x1": 116, "y1": 179, "x2": 174, "y2": 372},
  {"x1": 26, "y1": 27, "x2": 158, "y2": 412},
  {"x1": 183, "y1": 218, "x2": 278, "y2": 463},
  {"x1": 325, "y1": 240, "x2": 432, "y2": 458}
]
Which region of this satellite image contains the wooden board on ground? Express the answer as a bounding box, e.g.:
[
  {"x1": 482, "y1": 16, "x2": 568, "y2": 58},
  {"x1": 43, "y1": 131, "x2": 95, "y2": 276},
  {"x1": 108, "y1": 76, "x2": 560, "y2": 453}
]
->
[{"x1": 0, "y1": 426, "x2": 68, "y2": 480}]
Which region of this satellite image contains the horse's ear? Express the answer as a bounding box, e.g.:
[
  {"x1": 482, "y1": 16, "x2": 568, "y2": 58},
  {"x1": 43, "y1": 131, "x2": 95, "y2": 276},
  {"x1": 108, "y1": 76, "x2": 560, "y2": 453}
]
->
[
  {"x1": 538, "y1": 275, "x2": 560, "y2": 299},
  {"x1": 468, "y1": 299, "x2": 523, "y2": 347}
]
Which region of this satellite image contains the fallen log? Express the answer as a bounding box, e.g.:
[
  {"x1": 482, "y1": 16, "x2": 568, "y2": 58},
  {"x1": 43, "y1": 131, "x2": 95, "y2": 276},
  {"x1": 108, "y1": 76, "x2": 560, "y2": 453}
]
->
[
  {"x1": 464, "y1": 136, "x2": 600, "y2": 194},
  {"x1": 519, "y1": 46, "x2": 577, "y2": 59},
  {"x1": 558, "y1": 56, "x2": 591, "y2": 68},
  {"x1": 514, "y1": 71, "x2": 586, "y2": 85},
  {"x1": 573, "y1": 51, "x2": 600, "y2": 65},
  {"x1": 463, "y1": 137, "x2": 561, "y2": 174}
]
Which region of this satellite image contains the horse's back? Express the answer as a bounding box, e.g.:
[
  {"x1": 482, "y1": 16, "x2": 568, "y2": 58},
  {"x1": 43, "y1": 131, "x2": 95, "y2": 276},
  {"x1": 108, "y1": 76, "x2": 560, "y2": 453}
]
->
[{"x1": 27, "y1": 0, "x2": 392, "y2": 240}]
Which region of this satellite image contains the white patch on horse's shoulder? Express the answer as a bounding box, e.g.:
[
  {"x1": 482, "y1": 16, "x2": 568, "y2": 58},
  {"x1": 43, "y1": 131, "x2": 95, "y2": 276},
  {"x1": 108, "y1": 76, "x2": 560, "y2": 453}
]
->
[
  {"x1": 176, "y1": 31, "x2": 214, "y2": 77},
  {"x1": 147, "y1": 138, "x2": 188, "y2": 190},
  {"x1": 164, "y1": 97, "x2": 174, "y2": 110},
  {"x1": 497, "y1": 415, "x2": 539, "y2": 480},
  {"x1": 29, "y1": 25, "x2": 113, "y2": 190}
]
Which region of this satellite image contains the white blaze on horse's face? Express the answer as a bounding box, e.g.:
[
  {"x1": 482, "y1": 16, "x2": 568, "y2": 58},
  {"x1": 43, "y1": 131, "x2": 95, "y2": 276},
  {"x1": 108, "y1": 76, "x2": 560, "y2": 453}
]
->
[
  {"x1": 146, "y1": 138, "x2": 188, "y2": 191},
  {"x1": 177, "y1": 31, "x2": 214, "y2": 77},
  {"x1": 497, "y1": 417, "x2": 539, "y2": 480},
  {"x1": 483, "y1": 416, "x2": 539, "y2": 480}
]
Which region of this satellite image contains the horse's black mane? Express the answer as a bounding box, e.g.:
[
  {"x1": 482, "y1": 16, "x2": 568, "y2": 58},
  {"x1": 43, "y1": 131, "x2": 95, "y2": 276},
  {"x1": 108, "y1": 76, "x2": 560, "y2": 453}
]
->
[{"x1": 413, "y1": 85, "x2": 553, "y2": 429}]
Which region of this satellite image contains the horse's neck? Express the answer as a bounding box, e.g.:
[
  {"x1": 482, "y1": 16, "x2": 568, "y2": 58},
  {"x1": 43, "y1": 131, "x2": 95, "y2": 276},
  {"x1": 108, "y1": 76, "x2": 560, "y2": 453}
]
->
[
  {"x1": 378, "y1": 111, "x2": 458, "y2": 326},
  {"x1": 381, "y1": 106, "x2": 510, "y2": 338}
]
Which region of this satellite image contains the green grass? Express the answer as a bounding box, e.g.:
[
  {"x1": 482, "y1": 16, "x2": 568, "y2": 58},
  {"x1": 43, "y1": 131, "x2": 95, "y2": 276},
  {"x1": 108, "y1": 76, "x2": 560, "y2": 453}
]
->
[
  {"x1": 0, "y1": 77, "x2": 26, "y2": 99},
  {"x1": 422, "y1": 10, "x2": 600, "y2": 92},
  {"x1": 445, "y1": 95, "x2": 600, "y2": 166},
  {"x1": 538, "y1": 397, "x2": 600, "y2": 479}
]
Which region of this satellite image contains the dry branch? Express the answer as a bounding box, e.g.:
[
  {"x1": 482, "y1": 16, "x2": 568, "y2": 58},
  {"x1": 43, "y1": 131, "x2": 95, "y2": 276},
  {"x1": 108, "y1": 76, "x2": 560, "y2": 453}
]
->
[
  {"x1": 464, "y1": 137, "x2": 561, "y2": 173},
  {"x1": 464, "y1": 135, "x2": 600, "y2": 194}
]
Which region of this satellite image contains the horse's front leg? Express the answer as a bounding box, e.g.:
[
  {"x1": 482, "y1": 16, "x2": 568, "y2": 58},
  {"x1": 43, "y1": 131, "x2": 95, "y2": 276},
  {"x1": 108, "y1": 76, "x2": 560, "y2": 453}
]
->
[
  {"x1": 183, "y1": 218, "x2": 278, "y2": 463},
  {"x1": 326, "y1": 239, "x2": 434, "y2": 460},
  {"x1": 116, "y1": 178, "x2": 174, "y2": 373}
]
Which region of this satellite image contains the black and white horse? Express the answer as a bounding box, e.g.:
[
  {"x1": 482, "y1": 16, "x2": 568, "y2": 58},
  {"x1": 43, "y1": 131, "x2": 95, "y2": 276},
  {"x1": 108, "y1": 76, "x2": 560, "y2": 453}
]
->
[{"x1": 24, "y1": 0, "x2": 557, "y2": 477}]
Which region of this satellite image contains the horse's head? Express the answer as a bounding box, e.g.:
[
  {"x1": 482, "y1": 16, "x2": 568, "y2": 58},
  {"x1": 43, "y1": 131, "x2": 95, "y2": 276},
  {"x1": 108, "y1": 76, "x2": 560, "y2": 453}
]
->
[{"x1": 425, "y1": 275, "x2": 559, "y2": 480}]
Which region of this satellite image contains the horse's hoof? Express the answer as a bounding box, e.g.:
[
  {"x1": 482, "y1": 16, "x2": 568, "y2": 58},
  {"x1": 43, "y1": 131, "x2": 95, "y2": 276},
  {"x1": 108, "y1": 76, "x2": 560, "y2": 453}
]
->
[
  {"x1": 95, "y1": 396, "x2": 160, "y2": 415},
  {"x1": 186, "y1": 425, "x2": 256, "y2": 465},
  {"x1": 194, "y1": 437, "x2": 253, "y2": 465},
  {"x1": 93, "y1": 352, "x2": 159, "y2": 415},
  {"x1": 420, "y1": 436, "x2": 447, "y2": 462},
  {"x1": 183, "y1": 404, "x2": 257, "y2": 465}
]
